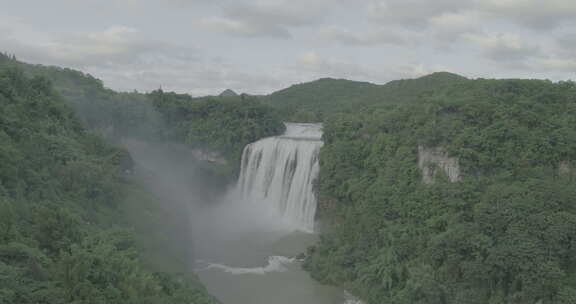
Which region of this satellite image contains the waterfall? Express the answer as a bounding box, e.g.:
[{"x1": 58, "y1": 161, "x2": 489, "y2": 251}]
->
[{"x1": 236, "y1": 123, "x2": 323, "y2": 232}]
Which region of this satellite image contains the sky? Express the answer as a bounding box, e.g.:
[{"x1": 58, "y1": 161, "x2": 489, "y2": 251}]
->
[{"x1": 1, "y1": 0, "x2": 575, "y2": 96}]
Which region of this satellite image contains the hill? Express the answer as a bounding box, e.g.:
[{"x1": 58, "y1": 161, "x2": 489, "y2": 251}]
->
[
  {"x1": 264, "y1": 72, "x2": 469, "y2": 122},
  {"x1": 219, "y1": 89, "x2": 238, "y2": 97},
  {"x1": 0, "y1": 65, "x2": 217, "y2": 304},
  {"x1": 264, "y1": 78, "x2": 380, "y2": 121},
  {"x1": 305, "y1": 76, "x2": 576, "y2": 304}
]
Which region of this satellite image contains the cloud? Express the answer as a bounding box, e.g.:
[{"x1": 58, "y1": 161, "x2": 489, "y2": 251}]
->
[
  {"x1": 368, "y1": 0, "x2": 576, "y2": 33},
  {"x1": 463, "y1": 32, "x2": 542, "y2": 67},
  {"x1": 428, "y1": 10, "x2": 483, "y2": 40},
  {"x1": 319, "y1": 26, "x2": 411, "y2": 46},
  {"x1": 534, "y1": 58, "x2": 576, "y2": 72},
  {"x1": 22, "y1": 26, "x2": 197, "y2": 69},
  {"x1": 557, "y1": 33, "x2": 576, "y2": 53},
  {"x1": 368, "y1": 0, "x2": 473, "y2": 29},
  {"x1": 197, "y1": 1, "x2": 324, "y2": 38},
  {"x1": 295, "y1": 51, "x2": 375, "y2": 79},
  {"x1": 480, "y1": 0, "x2": 576, "y2": 30},
  {"x1": 198, "y1": 17, "x2": 291, "y2": 38}
]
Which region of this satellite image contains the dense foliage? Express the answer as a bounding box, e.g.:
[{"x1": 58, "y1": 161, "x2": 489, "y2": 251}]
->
[
  {"x1": 1, "y1": 54, "x2": 284, "y2": 166},
  {"x1": 263, "y1": 78, "x2": 380, "y2": 121},
  {"x1": 149, "y1": 91, "x2": 285, "y2": 163},
  {"x1": 305, "y1": 78, "x2": 576, "y2": 303},
  {"x1": 0, "y1": 54, "x2": 161, "y2": 140},
  {"x1": 7, "y1": 50, "x2": 576, "y2": 304},
  {"x1": 0, "y1": 67, "x2": 217, "y2": 303},
  {"x1": 264, "y1": 72, "x2": 468, "y2": 122}
]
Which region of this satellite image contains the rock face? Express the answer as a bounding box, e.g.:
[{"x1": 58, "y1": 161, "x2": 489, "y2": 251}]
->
[
  {"x1": 559, "y1": 161, "x2": 572, "y2": 177},
  {"x1": 191, "y1": 149, "x2": 227, "y2": 165},
  {"x1": 418, "y1": 145, "x2": 461, "y2": 184},
  {"x1": 219, "y1": 89, "x2": 238, "y2": 97}
]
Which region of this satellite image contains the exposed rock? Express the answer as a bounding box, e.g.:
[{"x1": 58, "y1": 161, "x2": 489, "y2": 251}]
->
[
  {"x1": 192, "y1": 149, "x2": 227, "y2": 165},
  {"x1": 418, "y1": 145, "x2": 461, "y2": 184},
  {"x1": 219, "y1": 89, "x2": 238, "y2": 97},
  {"x1": 559, "y1": 161, "x2": 572, "y2": 176}
]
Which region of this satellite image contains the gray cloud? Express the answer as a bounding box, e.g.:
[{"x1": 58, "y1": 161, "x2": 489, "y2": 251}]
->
[
  {"x1": 533, "y1": 58, "x2": 576, "y2": 72},
  {"x1": 198, "y1": 1, "x2": 324, "y2": 38},
  {"x1": 0, "y1": 22, "x2": 269, "y2": 94},
  {"x1": 224, "y1": 3, "x2": 318, "y2": 27},
  {"x1": 295, "y1": 51, "x2": 377, "y2": 80},
  {"x1": 3, "y1": 25, "x2": 198, "y2": 69},
  {"x1": 2, "y1": 0, "x2": 576, "y2": 96},
  {"x1": 480, "y1": 0, "x2": 576, "y2": 30},
  {"x1": 557, "y1": 34, "x2": 576, "y2": 52},
  {"x1": 463, "y1": 32, "x2": 543, "y2": 68},
  {"x1": 319, "y1": 26, "x2": 411, "y2": 46},
  {"x1": 368, "y1": 0, "x2": 473, "y2": 29},
  {"x1": 198, "y1": 17, "x2": 292, "y2": 38},
  {"x1": 369, "y1": 0, "x2": 576, "y2": 33}
]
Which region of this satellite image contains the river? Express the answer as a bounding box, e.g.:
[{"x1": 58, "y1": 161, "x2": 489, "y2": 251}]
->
[{"x1": 191, "y1": 123, "x2": 362, "y2": 304}]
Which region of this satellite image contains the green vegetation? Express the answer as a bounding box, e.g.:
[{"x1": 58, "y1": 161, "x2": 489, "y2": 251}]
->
[
  {"x1": 1, "y1": 53, "x2": 284, "y2": 173},
  {"x1": 149, "y1": 90, "x2": 285, "y2": 165},
  {"x1": 304, "y1": 78, "x2": 576, "y2": 303},
  {"x1": 5, "y1": 50, "x2": 576, "y2": 304},
  {"x1": 264, "y1": 72, "x2": 468, "y2": 122},
  {"x1": 0, "y1": 53, "x2": 286, "y2": 304},
  {"x1": 0, "y1": 66, "x2": 217, "y2": 303},
  {"x1": 263, "y1": 78, "x2": 380, "y2": 121}
]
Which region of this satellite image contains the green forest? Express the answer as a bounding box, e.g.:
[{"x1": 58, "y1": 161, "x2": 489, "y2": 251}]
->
[
  {"x1": 304, "y1": 77, "x2": 576, "y2": 303},
  {"x1": 0, "y1": 67, "x2": 218, "y2": 303},
  {"x1": 3, "y1": 50, "x2": 576, "y2": 304},
  {"x1": 0, "y1": 54, "x2": 284, "y2": 303}
]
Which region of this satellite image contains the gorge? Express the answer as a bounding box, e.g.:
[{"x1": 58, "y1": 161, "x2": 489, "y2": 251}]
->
[
  {"x1": 3, "y1": 52, "x2": 576, "y2": 303},
  {"x1": 192, "y1": 123, "x2": 361, "y2": 304}
]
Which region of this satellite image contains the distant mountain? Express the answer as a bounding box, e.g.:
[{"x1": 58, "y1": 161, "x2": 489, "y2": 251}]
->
[
  {"x1": 263, "y1": 78, "x2": 381, "y2": 121},
  {"x1": 383, "y1": 72, "x2": 468, "y2": 94},
  {"x1": 219, "y1": 89, "x2": 238, "y2": 97},
  {"x1": 264, "y1": 73, "x2": 469, "y2": 121}
]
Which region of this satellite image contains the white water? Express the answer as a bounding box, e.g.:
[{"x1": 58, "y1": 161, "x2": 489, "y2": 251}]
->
[
  {"x1": 193, "y1": 123, "x2": 363, "y2": 304},
  {"x1": 344, "y1": 291, "x2": 366, "y2": 304},
  {"x1": 236, "y1": 123, "x2": 323, "y2": 232},
  {"x1": 199, "y1": 255, "x2": 295, "y2": 275}
]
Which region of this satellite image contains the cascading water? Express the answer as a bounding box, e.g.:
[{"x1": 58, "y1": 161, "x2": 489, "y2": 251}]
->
[
  {"x1": 236, "y1": 123, "x2": 323, "y2": 232},
  {"x1": 194, "y1": 123, "x2": 358, "y2": 304}
]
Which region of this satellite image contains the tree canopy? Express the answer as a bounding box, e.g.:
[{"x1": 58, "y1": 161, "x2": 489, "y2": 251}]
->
[
  {"x1": 304, "y1": 77, "x2": 576, "y2": 304},
  {"x1": 0, "y1": 56, "x2": 217, "y2": 304}
]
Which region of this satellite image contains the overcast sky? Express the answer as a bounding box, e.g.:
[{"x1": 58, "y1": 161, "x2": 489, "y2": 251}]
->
[{"x1": 1, "y1": 0, "x2": 575, "y2": 96}]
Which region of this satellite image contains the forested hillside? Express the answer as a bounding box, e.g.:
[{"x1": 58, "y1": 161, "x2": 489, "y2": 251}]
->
[
  {"x1": 0, "y1": 53, "x2": 284, "y2": 172},
  {"x1": 263, "y1": 72, "x2": 468, "y2": 122},
  {"x1": 0, "y1": 67, "x2": 217, "y2": 303},
  {"x1": 0, "y1": 53, "x2": 283, "y2": 304},
  {"x1": 263, "y1": 78, "x2": 380, "y2": 121},
  {"x1": 305, "y1": 78, "x2": 576, "y2": 303},
  {"x1": 5, "y1": 50, "x2": 576, "y2": 304},
  {"x1": 149, "y1": 90, "x2": 285, "y2": 166}
]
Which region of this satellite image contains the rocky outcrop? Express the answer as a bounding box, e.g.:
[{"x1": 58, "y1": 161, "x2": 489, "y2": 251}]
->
[
  {"x1": 191, "y1": 149, "x2": 227, "y2": 165},
  {"x1": 418, "y1": 145, "x2": 461, "y2": 184},
  {"x1": 559, "y1": 161, "x2": 572, "y2": 177}
]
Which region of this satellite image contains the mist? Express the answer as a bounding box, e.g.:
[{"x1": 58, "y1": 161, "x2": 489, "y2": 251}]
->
[
  {"x1": 84, "y1": 102, "x2": 347, "y2": 303},
  {"x1": 122, "y1": 137, "x2": 297, "y2": 270}
]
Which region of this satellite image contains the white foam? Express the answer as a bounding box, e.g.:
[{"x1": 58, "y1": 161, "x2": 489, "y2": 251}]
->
[
  {"x1": 343, "y1": 291, "x2": 364, "y2": 304},
  {"x1": 198, "y1": 256, "x2": 296, "y2": 275},
  {"x1": 281, "y1": 123, "x2": 323, "y2": 140},
  {"x1": 237, "y1": 123, "x2": 323, "y2": 232}
]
